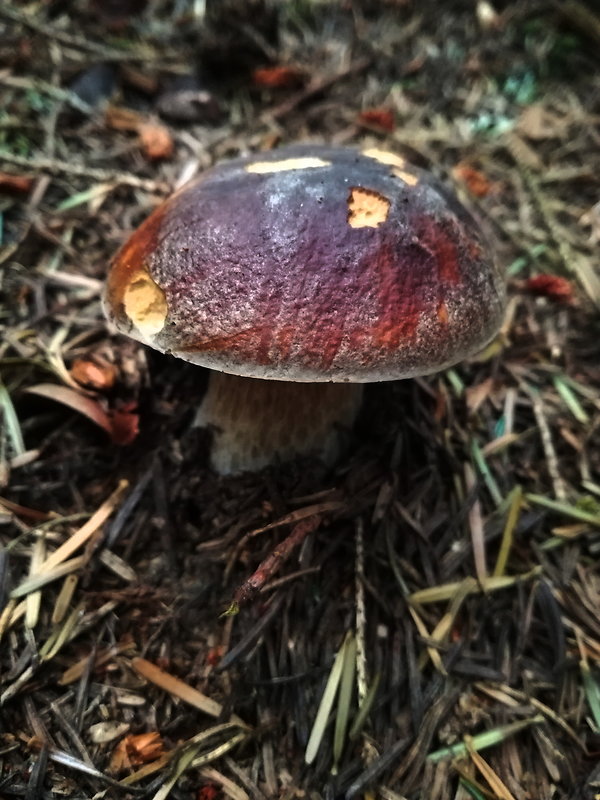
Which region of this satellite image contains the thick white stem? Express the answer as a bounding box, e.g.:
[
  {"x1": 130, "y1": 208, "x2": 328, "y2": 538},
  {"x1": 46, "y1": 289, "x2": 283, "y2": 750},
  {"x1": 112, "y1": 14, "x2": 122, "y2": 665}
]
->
[{"x1": 195, "y1": 372, "x2": 363, "y2": 474}]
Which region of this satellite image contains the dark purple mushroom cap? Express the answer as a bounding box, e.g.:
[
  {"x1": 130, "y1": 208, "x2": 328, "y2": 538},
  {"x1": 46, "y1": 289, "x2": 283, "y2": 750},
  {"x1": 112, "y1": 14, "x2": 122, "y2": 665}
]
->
[{"x1": 104, "y1": 144, "x2": 505, "y2": 381}]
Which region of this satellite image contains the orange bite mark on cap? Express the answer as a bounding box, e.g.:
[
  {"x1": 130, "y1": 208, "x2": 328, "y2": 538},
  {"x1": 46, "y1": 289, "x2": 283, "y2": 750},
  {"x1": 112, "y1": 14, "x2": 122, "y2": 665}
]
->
[
  {"x1": 123, "y1": 267, "x2": 168, "y2": 337},
  {"x1": 347, "y1": 187, "x2": 390, "y2": 228}
]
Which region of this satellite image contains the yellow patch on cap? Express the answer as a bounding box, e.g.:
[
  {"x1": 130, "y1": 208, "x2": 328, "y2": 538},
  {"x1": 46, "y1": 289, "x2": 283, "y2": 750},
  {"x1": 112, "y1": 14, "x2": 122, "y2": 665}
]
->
[
  {"x1": 245, "y1": 157, "x2": 331, "y2": 174},
  {"x1": 363, "y1": 148, "x2": 407, "y2": 169},
  {"x1": 123, "y1": 268, "x2": 167, "y2": 338},
  {"x1": 347, "y1": 187, "x2": 390, "y2": 228},
  {"x1": 392, "y1": 167, "x2": 419, "y2": 186}
]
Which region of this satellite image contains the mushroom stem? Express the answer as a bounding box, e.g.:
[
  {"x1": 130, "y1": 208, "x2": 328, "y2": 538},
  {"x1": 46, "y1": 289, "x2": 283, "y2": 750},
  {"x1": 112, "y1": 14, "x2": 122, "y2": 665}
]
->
[{"x1": 195, "y1": 372, "x2": 364, "y2": 474}]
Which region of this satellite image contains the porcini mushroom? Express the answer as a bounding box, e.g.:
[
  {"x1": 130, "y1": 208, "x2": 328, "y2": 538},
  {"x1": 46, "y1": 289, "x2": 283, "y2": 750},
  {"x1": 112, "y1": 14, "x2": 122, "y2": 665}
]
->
[{"x1": 103, "y1": 144, "x2": 505, "y2": 473}]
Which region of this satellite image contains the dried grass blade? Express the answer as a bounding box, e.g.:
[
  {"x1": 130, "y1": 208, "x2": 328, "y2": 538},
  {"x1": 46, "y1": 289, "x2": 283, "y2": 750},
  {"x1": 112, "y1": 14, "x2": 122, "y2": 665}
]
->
[
  {"x1": 199, "y1": 767, "x2": 249, "y2": 800},
  {"x1": 1, "y1": 599, "x2": 24, "y2": 636},
  {"x1": 466, "y1": 741, "x2": 516, "y2": 800},
  {"x1": 40, "y1": 602, "x2": 84, "y2": 661},
  {"x1": 98, "y1": 548, "x2": 137, "y2": 582},
  {"x1": 465, "y1": 462, "x2": 488, "y2": 584},
  {"x1": 10, "y1": 556, "x2": 86, "y2": 599},
  {"x1": 305, "y1": 634, "x2": 347, "y2": 765},
  {"x1": 430, "y1": 577, "x2": 477, "y2": 645},
  {"x1": 493, "y1": 486, "x2": 522, "y2": 577},
  {"x1": 410, "y1": 567, "x2": 542, "y2": 605},
  {"x1": 119, "y1": 755, "x2": 172, "y2": 786},
  {"x1": 60, "y1": 640, "x2": 132, "y2": 685},
  {"x1": 51, "y1": 574, "x2": 78, "y2": 625},
  {"x1": 189, "y1": 731, "x2": 247, "y2": 768},
  {"x1": 408, "y1": 605, "x2": 445, "y2": 673},
  {"x1": 37, "y1": 480, "x2": 129, "y2": 574},
  {"x1": 25, "y1": 534, "x2": 45, "y2": 629},
  {"x1": 131, "y1": 657, "x2": 229, "y2": 721},
  {"x1": 481, "y1": 432, "x2": 522, "y2": 457},
  {"x1": 151, "y1": 743, "x2": 203, "y2": 800}
]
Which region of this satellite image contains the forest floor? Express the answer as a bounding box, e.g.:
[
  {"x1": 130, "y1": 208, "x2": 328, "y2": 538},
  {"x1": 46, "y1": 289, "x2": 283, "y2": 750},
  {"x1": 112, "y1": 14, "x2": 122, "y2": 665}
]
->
[{"x1": 1, "y1": 1, "x2": 600, "y2": 799}]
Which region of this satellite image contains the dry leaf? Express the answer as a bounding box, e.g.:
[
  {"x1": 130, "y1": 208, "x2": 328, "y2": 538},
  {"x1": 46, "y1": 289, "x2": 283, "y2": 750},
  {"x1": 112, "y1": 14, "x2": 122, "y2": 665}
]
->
[
  {"x1": 26, "y1": 384, "x2": 139, "y2": 445},
  {"x1": 466, "y1": 378, "x2": 494, "y2": 414},
  {"x1": 517, "y1": 104, "x2": 568, "y2": 141},
  {"x1": 357, "y1": 108, "x2": 396, "y2": 132},
  {"x1": 70, "y1": 358, "x2": 117, "y2": 391},
  {"x1": 526, "y1": 274, "x2": 574, "y2": 304},
  {"x1": 452, "y1": 162, "x2": 497, "y2": 197},
  {"x1": 106, "y1": 105, "x2": 174, "y2": 159},
  {"x1": 138, "y1": 122, "x2": 174, "y2": 160},
  {"x1": 0, "y1": 172, "x2": 34, "y2": 194},
  {"x1": 110, "y1": 731, "x2": 166, "y2": 773},
  {"x1": 0, "y1": 496, "x2": 51, "y2": 522},
  {"x1": 107, "y1": 406, "x2": 140, "y2": 445}
]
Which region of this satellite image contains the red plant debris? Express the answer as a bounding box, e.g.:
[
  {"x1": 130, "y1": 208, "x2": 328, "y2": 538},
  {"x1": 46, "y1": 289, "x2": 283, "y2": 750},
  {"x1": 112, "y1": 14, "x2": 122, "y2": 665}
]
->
[
  {"x1": 357, "y1": 108, "x2": 396, "y2": 131},
  {"x1": 252, "y1": 65, "x2": 306, "y2": 89},
  {"x1": 526, "y1": 274, "x2": 575, "y2": 304}
]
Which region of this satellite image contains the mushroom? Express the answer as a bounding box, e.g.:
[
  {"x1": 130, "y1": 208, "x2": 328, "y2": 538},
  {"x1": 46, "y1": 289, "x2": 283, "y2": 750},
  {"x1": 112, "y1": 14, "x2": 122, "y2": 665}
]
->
[{"x1": 103, "y1": 144, "x2": 505, "y2": 473}]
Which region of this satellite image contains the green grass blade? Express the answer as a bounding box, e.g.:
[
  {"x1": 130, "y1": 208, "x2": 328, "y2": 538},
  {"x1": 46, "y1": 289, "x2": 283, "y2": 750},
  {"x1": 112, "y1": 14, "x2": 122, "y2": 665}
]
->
[
  {"x1": 553, "y1": 375, "x2": 589, "y2": 424},
  {"x1": 348, "y1": 672, "x2": 381, "y2": 741},
  {"x1": 0, "y1": 379, "x2": 25, "y2": 456},
  {"x1": 427, "y1": 715, "x2": 544, "y2": 763},
  {"x1": 305, "y1": 634, "x2": 347, "y2": 765},
  {"x1": 333, "y1": 633, "x2": 356, "y2": 769},
  {"x1": 526, "y1": 494, "x2": 600, "y2": 527},
  {"x1": 580, "y1": 661, "x2": 600, "y2": 731}
]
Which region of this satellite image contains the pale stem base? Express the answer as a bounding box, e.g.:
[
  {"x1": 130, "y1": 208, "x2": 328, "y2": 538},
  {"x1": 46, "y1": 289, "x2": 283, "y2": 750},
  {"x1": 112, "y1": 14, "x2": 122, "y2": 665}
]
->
[{"x1": 195, "y1": 372, "x2": 364, "y2": 474}]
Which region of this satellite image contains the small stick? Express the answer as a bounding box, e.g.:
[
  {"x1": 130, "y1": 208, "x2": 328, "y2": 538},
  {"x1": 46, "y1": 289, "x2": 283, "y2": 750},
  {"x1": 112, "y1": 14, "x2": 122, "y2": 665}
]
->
[
  {"x1": 0, "y1": 151, "x2": 169, "y2": 194},
  {"x1": 526, "y1": 386, "x2": 568, "y2": 502},
  {"x1": 354, "y1": 518, "x2": 368, "y2": 706},
  {"x1": 266, "y1": 59, "x2": 371, "y2": 121},
  {"x1": 227, "y1": 515, "x2": 321, "y2": 613}
]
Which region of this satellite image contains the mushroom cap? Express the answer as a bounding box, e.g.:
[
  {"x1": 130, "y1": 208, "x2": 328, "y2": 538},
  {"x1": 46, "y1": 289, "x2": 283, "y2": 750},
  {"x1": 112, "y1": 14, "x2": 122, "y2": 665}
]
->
[{"x1": 103, "y1": 144, "x2": 505, "y2": 382}]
